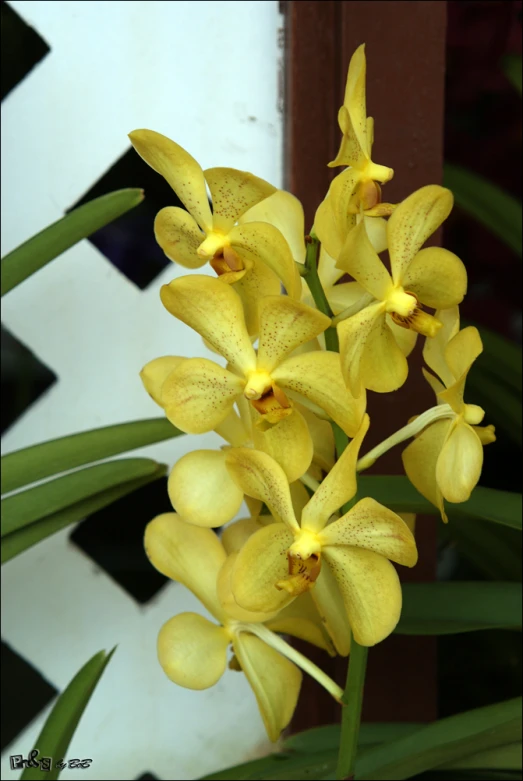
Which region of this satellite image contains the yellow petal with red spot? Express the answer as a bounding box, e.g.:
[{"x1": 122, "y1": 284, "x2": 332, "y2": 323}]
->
[
  {"x1": 319, "y1": 497, "x2": 418, "y2": 566},
  {"x1": 161, "y1": 357, "x2": 245, "y2": 434},
  {"x1": 388, "y1": 185, "x2": 454, "y2": 285},
  {"x1": 402, "y1": 247, "x2": 467, "y2": 309},
  {"x1": 167, "y1": 450, "x2": 244, "y2": 528},
  {"x1": 154, "y1": 207, "x2": 207, "y2": 268},
  {"x1": 256, "y1": 296, "x2": 331, "y2": 374},
  {"x1": 322, "y1": 548, "x2": 402, "y2": 646},
  {"x1": 129, "y1": 130, "x2": 213, "y2": 233},
  {"x1": 402, "y1": 419, "x2": 454, "y2": 522},
  {"x1": 232, "y1": 632, "x2": 302, "y2": 743},
  {"x1": 204, "y1": 167, "x2": 276, "y2": 234},
  {"x1": 318, "y1": 247, "x2": 345, "y2": 290},
  {"x1": 231, "y1": 522, "x2": 296, "y2": 613},
  {"x1": 225, "y1": 448, "x2": 298, "y2": 529},
  {"x1": 250, "y1": 405, "x2": 313, "y2": 484},
  {"x1": 272, "y1": 350, "x2": 367, "y2": 437},
  {"x1": 144, "y1": 513, "x2": 226, "y2": 619},
  {"x1": 436, "y1": 420, "x2": 484, "y2": 503},
  {"x1": 158, "y1": 613, "x2": 229, "y2": 689},
  {"x1": 160, "y1": 275, "x2": 256, "y2": 375},
  {"x1": 229, "y1": 221, "x2": 301, "y2": 299},
  {"x1": 302, "y1": 414, "x2": 369, "y2": 533},
  {"x1": 140, "y1": 356, "x2": 187, "y2": 406}
]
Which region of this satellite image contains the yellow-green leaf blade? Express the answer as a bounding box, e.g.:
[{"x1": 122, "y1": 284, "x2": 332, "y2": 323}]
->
[
  {"x1": 396, "y1": 582, "x2": 522, "y2": 635},
  {"x1": 1, "y1": 467, "x2": 165, "y2": 563},
  {"x1": 356, "y1": 697, "x2": 522, "y2": 780},
  {"x1": 1, "y1": 188, "x2": 144, "y2": 296},
  {"x1": 1, "y1": 458, "x2": 164, "y2": 537},
  {"x1": 358, "y1": 476, "x2": 522, "y2": 531},
  {"x1": 1, "y1": 417, "x2": 181, "y2": 495},
  {"x1": 21, "y1": 648, "x2": 116, "y2": 780}
]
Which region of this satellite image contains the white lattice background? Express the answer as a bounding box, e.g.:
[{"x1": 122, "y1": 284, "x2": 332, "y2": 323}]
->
[{"x1": 1, "y1": 2, "x2": 284, "y2": 778}]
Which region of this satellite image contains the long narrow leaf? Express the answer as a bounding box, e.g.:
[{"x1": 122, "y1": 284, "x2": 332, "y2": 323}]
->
[
  {"x1": 443, "y1": 516, "x2": 522, "y2": 582},
  {"x1": 1, "y1": 467, "x2": 165, "y2": 563},
  {"x1": 358, "y1": 476, "x2": 522, "y2": 531},
  {"x1": 444, "y1": 164, "x2": 522, "y2": 257},
  {"x1": 21, "y1": 648, "x2": 115, "y2": 780},
  {"x1": 396, "y1": 582, "x2": 522, "y2": 635},
  {"x1": 1, "y1": 188, "x2": 144, "y2": 296},
  {"x1": 1, "y1": 458, "x2": 162, "y2": 537},
  {"x1": 1, "y1": 417, "x2": 181, "y2": 495},
  {"x1": 356, "y1": 697, "x2": 522, "y2": 780},
  {"x1": 503, "y1": 53, "x2": 522, "y2": 94}
]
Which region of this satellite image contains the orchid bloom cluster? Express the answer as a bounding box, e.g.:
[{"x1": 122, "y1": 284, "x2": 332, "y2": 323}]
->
[{"x1": 131, "y1": 43, "x2": 495, "y2": 742}]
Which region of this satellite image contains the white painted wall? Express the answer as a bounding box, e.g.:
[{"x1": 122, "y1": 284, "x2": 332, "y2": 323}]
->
[{"x1": 1, "y1": 2, "x2": 284, "y2": 778}]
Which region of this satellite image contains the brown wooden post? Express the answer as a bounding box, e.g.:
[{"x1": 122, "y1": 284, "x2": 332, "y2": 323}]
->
[{"x1": 284, "y1": 0, "x2": 448, "y2": 729}]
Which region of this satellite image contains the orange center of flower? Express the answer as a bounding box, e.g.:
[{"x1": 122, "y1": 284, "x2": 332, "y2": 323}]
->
[
  {"x1": 210, "y1": 246, "x2": 245, "y2": 277},
  {"x1": 276, "y1": 552, "x2": 322, "y2": 597}
]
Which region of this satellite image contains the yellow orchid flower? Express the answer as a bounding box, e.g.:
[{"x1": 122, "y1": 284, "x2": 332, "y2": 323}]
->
[
  {"x1": 241, "y1": 189, "x2": 386, "y2": 322},
  {"x1": 335, "y1": 185, "x2": 468, "y2": 397},
  {"x1": 157, "y1": 275, "x2": 366, "y2": 438},
  {"x1": 141, "y1": 358, "x2": 335, "y2": 527},
  {"x1": 314, "y1": 43, "x2": 394, "y2": 259},
  {"x1": 144, "y1": 513, "x2": 342, "y2": 741},
  {"x1": 225, "y1": 415, "x2": 418, "y2": 648},
  {"x1": 402, "y1": 308, "x2": 496, "y2": 522},
  {"x1": 129, "y1": 129, "x2": 301, "y2": 334}
]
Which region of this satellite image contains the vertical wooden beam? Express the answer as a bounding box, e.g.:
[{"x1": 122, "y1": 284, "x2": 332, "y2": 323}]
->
[{"x1": 284, "y1": 0, "x2": 447, "y2": 729}]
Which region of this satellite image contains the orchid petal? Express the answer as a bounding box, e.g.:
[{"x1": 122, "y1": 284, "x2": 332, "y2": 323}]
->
[
  {"x1": 158, "y1": 613, "x2": 229, "y2": 689},
  {"x1": 129, "y1": 129, "x2": 213, "y2": 232},
  {"x1": 161, "y1": 358, "x2": 244, "y2": 434},
  {"x1": 160, "y1": 275, "x2": 256, "y2": 374},
  {"x1": 388, "y1": 185, "x2": 454, "y2": 285},
  {"x1": 154, "y1": 207, "x2": 207, "y2": 268},
  {"x1": 204, "y1": 167, "x2": 276, "y2": 234},
  {"x1": 323, "y1": 548, "x2": 402, "y2": 646},
  {"x1": 144, "y1": 513, "x2": 225, "y2": 619},
  {"x1": 168, "y1": 450, "x2": 243, "y2": 528}
]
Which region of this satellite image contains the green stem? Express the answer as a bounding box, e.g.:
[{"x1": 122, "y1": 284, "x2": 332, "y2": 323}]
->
[
  {"x1": 303, "y1": 235, "x2": 339, "y2": 351},
  {"x1": 336, "y1": 635, "x2": 368, "y2": 780}
]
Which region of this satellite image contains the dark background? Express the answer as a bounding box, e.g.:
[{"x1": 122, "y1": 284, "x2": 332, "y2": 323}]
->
[{"x1": 1, "y1": 0, "x2": 521, "y2": 774}]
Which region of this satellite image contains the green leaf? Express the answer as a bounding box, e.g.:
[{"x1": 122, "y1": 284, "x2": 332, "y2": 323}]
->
[
  {"x1": 396, "y1": 582, "x2": 522, "y2": 635},
  {"x1": 1, "y1": 417, "x2": 181, "y2": 495},
  {"x1": 1, "y1": 466, "x2": 165, "y2": 563},
  {"x1": 1, "y1": 457, "x2": 164, "y2": 537},
  {"x1": 21, "y1": 648, "x2": 115, "y2": 780},
  {"x1": 356, "y1": 697, "x2": 522, "y2": 780},
  {"x1": 441, "y1": 742, "x2": 522, "y2": 771},
  {"x1": 443, "y1": 516, "x2": 522, "y2": 582},
  {"x1": 282, "y1": 722, "x2": 420, "y2": 754},
  {"x1": 503, "y1": 54, "x2": 522, "y2": 95},
  {"x1": 358, "y1": 475, "x2": 522, "y2": 531},
  {"x1": 1, "y1": 188, "x2": 144, "y2": 296},
  {"x1": 443, "y1": 164, "x2": 522, "y2": 257}
]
